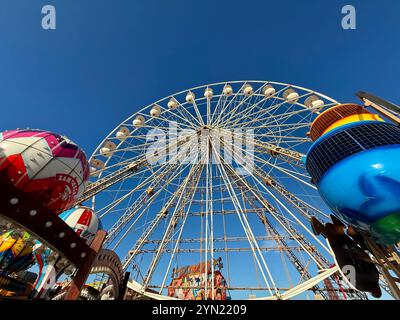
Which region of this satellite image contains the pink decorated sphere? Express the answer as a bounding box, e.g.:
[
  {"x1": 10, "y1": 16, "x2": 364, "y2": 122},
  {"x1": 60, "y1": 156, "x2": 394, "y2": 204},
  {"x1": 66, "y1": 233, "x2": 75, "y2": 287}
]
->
[
  {"x1": 59, "y1": 206, "x2": 102, "y2": 245},
  {"x1": 0, "y1": 129, "x2": 90, "y2": 214}
]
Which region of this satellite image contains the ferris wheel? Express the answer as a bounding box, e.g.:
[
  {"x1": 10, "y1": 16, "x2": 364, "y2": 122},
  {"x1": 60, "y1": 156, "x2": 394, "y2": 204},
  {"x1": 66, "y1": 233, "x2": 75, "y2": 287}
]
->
[{"x1": 85, "y1": 80, "x2": 367, "y2": 300}]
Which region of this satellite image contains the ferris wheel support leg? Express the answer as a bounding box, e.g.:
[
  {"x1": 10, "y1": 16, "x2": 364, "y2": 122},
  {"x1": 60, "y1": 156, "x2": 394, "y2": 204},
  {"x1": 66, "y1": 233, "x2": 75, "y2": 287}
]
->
[{"x1": 63, "y1": 230, "x2": 107, "y2": 300}]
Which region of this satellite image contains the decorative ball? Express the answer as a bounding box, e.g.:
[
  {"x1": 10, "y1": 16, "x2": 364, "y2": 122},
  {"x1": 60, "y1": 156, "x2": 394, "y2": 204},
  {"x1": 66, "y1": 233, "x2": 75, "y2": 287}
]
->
[
  {"x1": 316, "y1": 146, "x2": 400, "y2": 244},
  {"x1": 0, "y1": 230, "x2": 35, "y2": 274},
  {"x1": 59, "y1": 206, "x2": 102, "y2": 246},
  {"x1": 0, "y1": 129, "x2": 90, "y2": 214}
]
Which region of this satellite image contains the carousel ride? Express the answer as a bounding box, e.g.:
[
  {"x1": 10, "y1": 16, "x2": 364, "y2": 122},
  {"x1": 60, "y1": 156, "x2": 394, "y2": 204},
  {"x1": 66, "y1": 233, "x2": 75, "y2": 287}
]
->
[{"x1": 0, "y1": 81, "x2": 399, "y2": 300}]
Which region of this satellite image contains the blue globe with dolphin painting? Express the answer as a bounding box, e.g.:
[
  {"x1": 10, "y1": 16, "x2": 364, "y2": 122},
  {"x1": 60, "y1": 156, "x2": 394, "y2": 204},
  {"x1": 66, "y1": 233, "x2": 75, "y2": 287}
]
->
[{"x1": 306, "y1": 104, "x2": 400, "y2": 244}]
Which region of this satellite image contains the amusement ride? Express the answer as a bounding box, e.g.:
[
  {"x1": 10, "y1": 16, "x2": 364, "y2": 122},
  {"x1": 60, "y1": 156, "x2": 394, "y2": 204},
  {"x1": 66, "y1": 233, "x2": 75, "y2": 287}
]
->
[{"x1": 0, "y1": 80, "x2": 399, "y2": 300}]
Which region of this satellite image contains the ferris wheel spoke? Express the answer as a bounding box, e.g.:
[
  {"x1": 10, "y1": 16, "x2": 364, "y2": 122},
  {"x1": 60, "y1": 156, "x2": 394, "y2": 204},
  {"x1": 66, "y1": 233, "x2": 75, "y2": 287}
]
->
[
  {"x1": 103, "y1": 137, "x2": 197, "y2": 219},
  {"x1": 220, "y1": 90, "x2": 306, "y2": 129},
  {"x1": 265, "y1": 109, "x2": 315, "y2": 139},
  {"x1": 171, "y1": 102, "x2": 203, "y2": 129},
  {"x1": 218, "y1": 92, "x2": 285, "y2": 128},
  {"x1": 141, "y1": 106, "x2": 200, "y2": 131},
  {"x1": 228, "y1": 147, "x2": 318, "y2": 217},
  {"x1": 219, "y1": 140, "x2": 332, "y2": 265},
  {"x1": 88, "y1": 132, "x2": 199, "y2": 203},
  {"x1": 209, "y1": 86, "x2": 228, "y2": 124},
  {"x1": 206, "y1": 93, "x2": 211, "y2": 124},
  {"x1": 251, "y1": 139, "x2": 305, "y2": 165},
  {"x1": 215, "y1": 91, "x2": 260, "y2": 127},
  {"x1": 142, "y1": 163, "x2": 204, "y2": 290},
  {"x1": 212, "y1": 86, "x2": 243, "y2": 126},
  {"x1": 219, "y1": 97, "x2": 269, "y2": 128},
  {"x1": 160, "y1": 118, "x2": 195, "y2": 132},
  {"x1": 96, "y1": 158, "x2": 182, "y2": 218},
  {"x1": 188, "y1": 99, "x2": 205, "y2": 126},
  {"x1": 226, "y1": 99, "x2": 330, "y2": 131},
  {"x1": 261, "y1": 173, "x2": 330, "y2": 222},
  {"x1": 104, "y1": 173, "x2": 173, "y2": 247},
  {"x1": 158, "y1": 174, "x2": 201, "y2": 294},
  {"x1": 218, "y1": 85, "x2": 266, "y2": 123},
  {"x1": 225, "y1": 169, "x2": 330, "y2": 298},
  {"x1": 242, "y1": 122, "x2": 312, "y2": 134},
  {"x1": 228, "y1": 142, "x2": 313, "y2": 189},
  {"x1": 213, "y1": 82, "x2": 248, "y2": 126},
  {"x1": 208, "y1": 155, "x2": 215, "y2": 297},
  {"x1": 218, "y1": 129, "x2": 312, "y2": 186},
  {"x1": 202, "y1": 137, "x2": 217, "y2": 297},
  {"x1": 121, "y1": 162, "x2": 204, "y2": 271},
  {"x1": 105, "y1": 142, "x2": 201, "y2": 248},
  {"x1": 224, "y1": 146, "x2": 333, "y2": 261},
  {"x1": 92, "y1": 141, "x2": 154, "y2": 159},
  {"x1": 216, "y1": 85, "x2": 267, "y2": 126},
  {"x1": 263, "y1": 102, "x2": 335, "y2": 127},
  {"x1": 90, "y1": 155, "x2": 167, "y2": 186},
  {"x1": 110, "y1": 160, "x2": 196, "y2": 252},
  {"x1": 219, "y1": 84, "x2": 292, "y2": 127},
  {"x1": 224, "y1": 104, "x2": 306, "y2": 130},
  {"x1": 134, "y1": 128, "x2": 197, "y2": 153},
  {"x1": 222, "y1": 160, "x2": 330, "y2": 270},
  {"x1": 258, "y1": 136, "x2": 309, "y2": 144},
  {"x1": 210, "y1": 140, "x2": 280, "y2": 297},
  {"x1": 172, "y1": 102, "x2": 201, "y2": 127}
]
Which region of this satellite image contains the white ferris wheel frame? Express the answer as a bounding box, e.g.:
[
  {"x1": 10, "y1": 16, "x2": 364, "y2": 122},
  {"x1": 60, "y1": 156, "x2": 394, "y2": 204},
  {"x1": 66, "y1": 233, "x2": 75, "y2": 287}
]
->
[{"x1": 86, "y1": 80, "x2": 353, "y2": 300}]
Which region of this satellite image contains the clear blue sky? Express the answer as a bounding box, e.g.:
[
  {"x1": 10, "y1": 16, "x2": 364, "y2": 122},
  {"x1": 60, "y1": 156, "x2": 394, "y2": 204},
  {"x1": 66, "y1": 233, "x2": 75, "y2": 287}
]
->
[
  {"x1": 1, "y1": 0, "x2": 400, "y2": 154},
  {"x1": 1, "y1": 0, "x2": 399, "y2": 299}
]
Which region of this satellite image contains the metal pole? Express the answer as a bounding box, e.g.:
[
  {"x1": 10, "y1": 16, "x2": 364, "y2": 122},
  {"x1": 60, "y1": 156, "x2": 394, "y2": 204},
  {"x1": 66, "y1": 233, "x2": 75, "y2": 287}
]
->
[
  {"x1": 63, "y1": 230, "x2": 107, "y2": 300},
  {"x1": 118, "y1": 272, "x2": 130, "y2": 300},
  {"x1": 356, "y1": 91, "x2": 400, "y2": 125}
]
